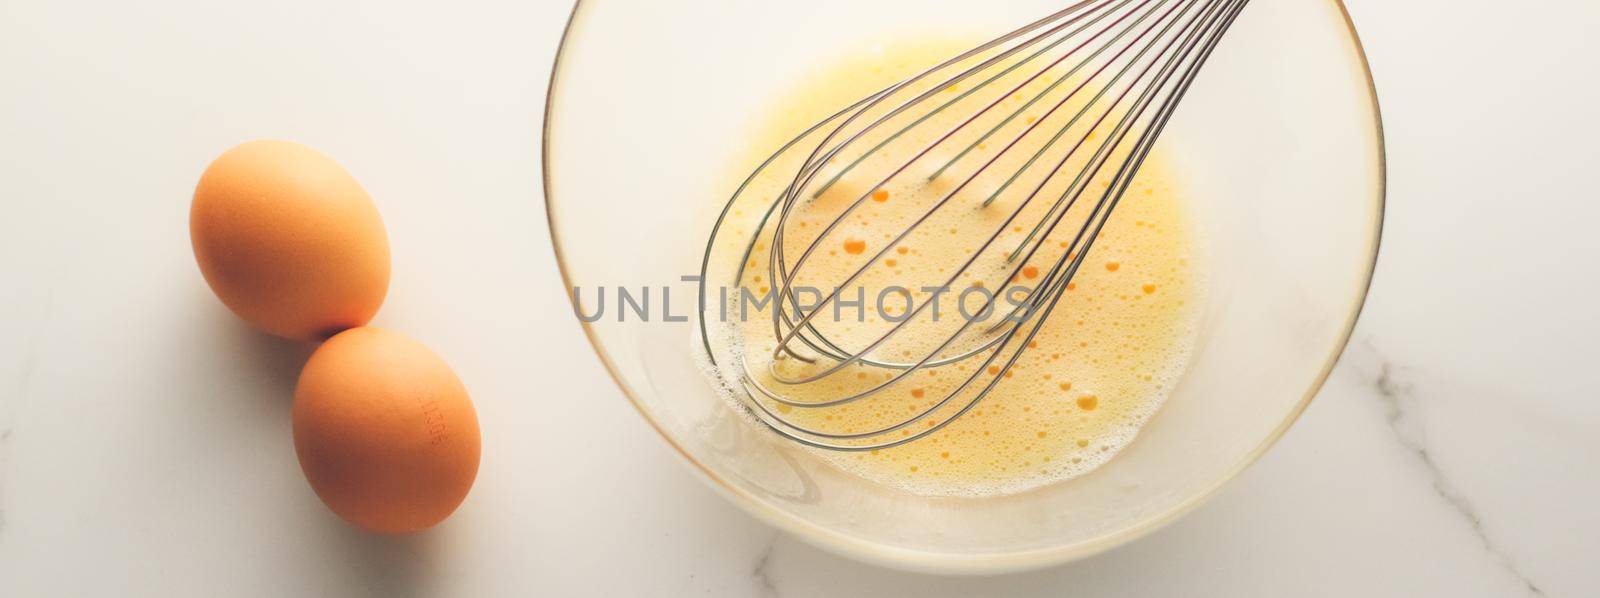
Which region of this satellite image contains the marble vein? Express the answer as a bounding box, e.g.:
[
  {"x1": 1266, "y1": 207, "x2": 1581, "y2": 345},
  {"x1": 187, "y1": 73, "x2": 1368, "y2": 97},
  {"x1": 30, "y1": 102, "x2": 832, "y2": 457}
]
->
[
  {"x1": 1359, "y1": 339, "x2": 1546, "y2": 597},
  {"x1": 751, "y1": 532, "x2": 782, "y2": 598}
]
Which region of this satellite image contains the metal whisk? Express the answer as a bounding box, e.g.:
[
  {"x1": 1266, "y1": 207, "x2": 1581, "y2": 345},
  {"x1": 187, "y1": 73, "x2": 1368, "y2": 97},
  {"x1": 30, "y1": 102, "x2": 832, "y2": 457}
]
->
[{"x1": 699, "y1": 0, "x2": 1250, "y2": 450}]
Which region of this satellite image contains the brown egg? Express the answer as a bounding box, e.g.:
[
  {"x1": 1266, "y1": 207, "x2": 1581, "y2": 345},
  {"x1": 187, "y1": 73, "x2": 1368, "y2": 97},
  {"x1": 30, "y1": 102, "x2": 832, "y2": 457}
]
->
[
  {"x1": 293, "y1": 327, "x2": 480, "y2": 533},
  {"x1": 191, "y1": 140, "x2": 390, "y2": 341}
]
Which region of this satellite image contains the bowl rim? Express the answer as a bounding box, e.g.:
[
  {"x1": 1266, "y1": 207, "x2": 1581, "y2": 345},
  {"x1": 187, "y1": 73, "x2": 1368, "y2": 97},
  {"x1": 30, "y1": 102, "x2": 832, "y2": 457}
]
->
[{"x1": 540, "y1": 0, "x2": 1387, "y2": 574}]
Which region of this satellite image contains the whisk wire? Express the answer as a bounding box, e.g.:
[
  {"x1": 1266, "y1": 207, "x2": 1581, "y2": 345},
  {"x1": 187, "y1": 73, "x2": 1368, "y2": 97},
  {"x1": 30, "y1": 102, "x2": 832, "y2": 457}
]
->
[
  {"x1": 698, "y1": 0, "x2": 1251, "y2": 451},
  {"x1": 758, "y1": 0, "x2": 1174, "y2": 376}
]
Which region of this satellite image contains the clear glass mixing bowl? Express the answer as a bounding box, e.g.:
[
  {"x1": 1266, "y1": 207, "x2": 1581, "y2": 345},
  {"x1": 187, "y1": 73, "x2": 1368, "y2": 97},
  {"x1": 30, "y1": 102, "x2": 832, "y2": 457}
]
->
[{"x1": 543, "y1": 0, "x2": 1383, "y2": 573}]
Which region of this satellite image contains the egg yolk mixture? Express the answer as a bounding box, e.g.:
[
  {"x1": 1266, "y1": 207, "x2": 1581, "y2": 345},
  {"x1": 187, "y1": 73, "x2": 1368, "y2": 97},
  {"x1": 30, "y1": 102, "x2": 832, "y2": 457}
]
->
[{"x1": 705, "y1": 37, "x2": 1205, "y2": 497}]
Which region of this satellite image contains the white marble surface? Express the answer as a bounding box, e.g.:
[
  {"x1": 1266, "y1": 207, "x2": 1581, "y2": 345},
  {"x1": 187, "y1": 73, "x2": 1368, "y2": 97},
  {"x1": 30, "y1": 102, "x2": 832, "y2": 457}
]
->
[{"x1": 2, "y1": 0, "x2": 1597, "y2": 595}]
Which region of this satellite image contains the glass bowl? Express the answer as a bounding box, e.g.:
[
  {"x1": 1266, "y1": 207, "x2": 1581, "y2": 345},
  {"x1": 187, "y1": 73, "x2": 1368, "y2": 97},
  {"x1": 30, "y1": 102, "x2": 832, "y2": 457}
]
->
[{"x1": 543, "y1": 0, "x2": 1383, "y2": 574}]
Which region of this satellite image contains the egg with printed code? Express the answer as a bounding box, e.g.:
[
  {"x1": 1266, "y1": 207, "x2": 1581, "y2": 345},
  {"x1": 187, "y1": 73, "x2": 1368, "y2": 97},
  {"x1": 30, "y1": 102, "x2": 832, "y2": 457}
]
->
[{"x1": 292, "y1": 327, "x2": 480, "y2": 533}]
